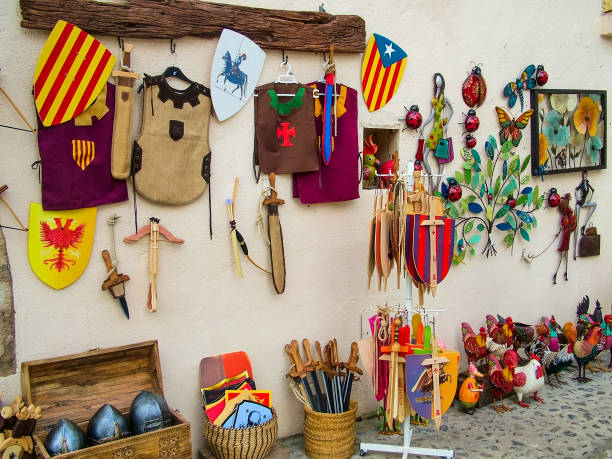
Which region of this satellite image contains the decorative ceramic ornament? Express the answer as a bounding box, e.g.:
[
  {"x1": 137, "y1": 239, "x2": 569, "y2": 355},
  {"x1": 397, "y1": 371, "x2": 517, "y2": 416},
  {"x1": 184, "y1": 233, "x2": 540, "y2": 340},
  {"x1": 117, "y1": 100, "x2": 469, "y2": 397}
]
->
[
  {"x1": 34, "y1": 20, "x2": 115, "y2": 127},
  {"x1": 211, "y1": 29, "x2": 266, "y2": 121},
  {"x1": 361, "y1": 34, "x2": 407, "y2": 112},
  {"x1": 462, "y1": 65, "x2": 487, "y2": 107},
  {"x1": 28, "y1": 202, "x2": 96, "y2": 289}
]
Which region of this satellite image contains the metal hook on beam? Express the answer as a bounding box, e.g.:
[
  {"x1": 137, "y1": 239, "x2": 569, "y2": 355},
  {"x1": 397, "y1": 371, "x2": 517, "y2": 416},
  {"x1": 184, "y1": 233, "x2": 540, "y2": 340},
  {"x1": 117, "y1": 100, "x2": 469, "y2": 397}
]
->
[{"x1": 170, "y1": 38, "x2": 176, "y2": 54}]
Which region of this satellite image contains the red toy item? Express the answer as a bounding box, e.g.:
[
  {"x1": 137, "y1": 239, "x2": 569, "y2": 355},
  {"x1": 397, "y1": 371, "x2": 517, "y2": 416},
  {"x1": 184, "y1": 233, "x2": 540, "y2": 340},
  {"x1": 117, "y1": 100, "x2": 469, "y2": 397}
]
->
[
  {"x1": 535, "y1": 65, "x2": 548, "y2": 86},
  {"x1": 462, "y1": 109, "x2": 480, "y2": 133},
  {"x1": 446, "y1": 178, "x2": 462, "y2": 202},
  {"x1": 462, "y1": 64, "x2": 487, "y2": 108},
  {"x1": 547, "y1": 188, "x2": 560, "y2": 207},
  {"x1": 465, "y1": 134, "x2": 477, "y2": 148},
  {"x1": 378, "y1": 159, "x2": 395, "y2": 188},
  {"x1": 404, "y1": 105, "x2": 423, "y2": 130}
]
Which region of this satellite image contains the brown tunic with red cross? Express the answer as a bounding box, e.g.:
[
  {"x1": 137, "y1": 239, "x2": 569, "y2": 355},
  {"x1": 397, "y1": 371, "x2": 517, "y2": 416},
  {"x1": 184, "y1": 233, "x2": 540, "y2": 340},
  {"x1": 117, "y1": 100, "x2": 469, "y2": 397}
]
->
[{"x1": 253, "y1": 82, "x2": 319, "y2": 181}]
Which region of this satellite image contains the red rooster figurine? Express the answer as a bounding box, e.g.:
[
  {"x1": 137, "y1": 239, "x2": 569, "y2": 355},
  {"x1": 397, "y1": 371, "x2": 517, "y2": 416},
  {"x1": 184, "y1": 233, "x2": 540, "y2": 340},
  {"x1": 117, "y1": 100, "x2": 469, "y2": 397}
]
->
[
  {"x1": 487, "y1": 350, "x2": 519, "y2": 413},
  {"x1": 460, "y1": 323, "x2": 487, "y2": 365},
  {"x1": 486, "y1": 315, "x2": 514, "y2": 348}
]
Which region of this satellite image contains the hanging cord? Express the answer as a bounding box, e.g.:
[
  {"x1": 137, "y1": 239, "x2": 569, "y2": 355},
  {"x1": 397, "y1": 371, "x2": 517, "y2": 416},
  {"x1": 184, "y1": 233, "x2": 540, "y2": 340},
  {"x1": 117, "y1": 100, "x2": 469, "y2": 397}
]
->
[
  {"x1": 106, "y1": 214, "x2": 121, "y2": 276},
  {"x1": 522, "y1": 228, "x2": 562, "y2": 263},
  {"x1": 256, "y1": 186, "x2": 272, "y2": 245}
]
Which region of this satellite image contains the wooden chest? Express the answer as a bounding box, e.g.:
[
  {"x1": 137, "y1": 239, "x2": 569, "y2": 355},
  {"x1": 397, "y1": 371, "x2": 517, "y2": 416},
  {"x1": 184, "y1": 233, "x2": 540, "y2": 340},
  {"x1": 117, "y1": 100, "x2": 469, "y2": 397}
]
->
[{"x1": 21, "y1": 340, "x2": 192, "y2": 458}]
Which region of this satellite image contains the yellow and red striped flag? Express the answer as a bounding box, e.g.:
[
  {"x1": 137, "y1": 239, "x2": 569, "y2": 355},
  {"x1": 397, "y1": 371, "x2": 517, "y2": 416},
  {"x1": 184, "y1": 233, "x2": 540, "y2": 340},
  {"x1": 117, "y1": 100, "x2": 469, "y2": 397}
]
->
[
  {"x1": 361, "y1": 34, "x2": 407, "y2": 112},
  {"x1": 34, "y1": 20, "x2": 115, "y2": 127}
]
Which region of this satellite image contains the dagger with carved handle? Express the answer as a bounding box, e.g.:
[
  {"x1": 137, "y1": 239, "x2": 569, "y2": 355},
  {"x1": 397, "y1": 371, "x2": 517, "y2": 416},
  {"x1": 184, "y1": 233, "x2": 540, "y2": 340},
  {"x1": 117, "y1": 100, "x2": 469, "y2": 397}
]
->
[
  {"x1": 111, "y1": 43, "x2": 140, "y2": 179},
  {"x1": 101, "y1": 249, "x2": 130, "y2": 319}
]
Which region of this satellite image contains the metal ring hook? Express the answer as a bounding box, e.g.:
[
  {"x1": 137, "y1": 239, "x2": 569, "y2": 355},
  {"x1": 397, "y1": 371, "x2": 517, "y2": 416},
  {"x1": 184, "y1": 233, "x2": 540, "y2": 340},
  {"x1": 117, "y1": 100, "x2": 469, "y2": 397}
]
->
[
  {"x1": 117, "y1": 37, "x2": 124, "y2": 51},
  {"x1": 170, "y1": 38, "x2": 176, "y2": 54}
]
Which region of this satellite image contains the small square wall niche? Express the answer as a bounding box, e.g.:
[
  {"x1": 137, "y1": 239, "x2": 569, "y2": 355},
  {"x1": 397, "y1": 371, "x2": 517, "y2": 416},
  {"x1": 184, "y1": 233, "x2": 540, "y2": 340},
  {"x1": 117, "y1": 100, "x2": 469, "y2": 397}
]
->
[{"x1": 362, "y1": 126, "x2": 400, "y2": 190}]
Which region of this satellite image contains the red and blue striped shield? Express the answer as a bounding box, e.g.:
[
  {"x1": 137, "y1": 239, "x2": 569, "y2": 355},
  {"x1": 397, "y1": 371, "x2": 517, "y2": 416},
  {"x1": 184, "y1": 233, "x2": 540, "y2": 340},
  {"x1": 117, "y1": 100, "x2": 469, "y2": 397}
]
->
[
  {"x1": 405, "y1": 214, "x2": 423, "y2": 284},
  {"x1": 408, "y1": 214, "x2": 455, "y2": 287}
]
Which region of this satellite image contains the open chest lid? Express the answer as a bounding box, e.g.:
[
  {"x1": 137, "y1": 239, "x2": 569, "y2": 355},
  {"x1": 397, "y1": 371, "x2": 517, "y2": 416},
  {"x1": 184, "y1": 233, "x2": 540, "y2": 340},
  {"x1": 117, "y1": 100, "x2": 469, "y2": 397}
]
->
[{"x1": 21, "y1": 341, "x2": 164, "y2": 433}]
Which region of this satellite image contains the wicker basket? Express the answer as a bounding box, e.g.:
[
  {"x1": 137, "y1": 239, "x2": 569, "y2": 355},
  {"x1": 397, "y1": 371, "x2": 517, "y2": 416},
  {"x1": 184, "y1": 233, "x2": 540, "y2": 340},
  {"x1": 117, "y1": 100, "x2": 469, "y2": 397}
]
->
[
  {"x1": 203, "y1": 408, "x2": 278, "y2": 459},
  {"x1": 303, "y1": 401, "x2": 358, "y2": 459}
]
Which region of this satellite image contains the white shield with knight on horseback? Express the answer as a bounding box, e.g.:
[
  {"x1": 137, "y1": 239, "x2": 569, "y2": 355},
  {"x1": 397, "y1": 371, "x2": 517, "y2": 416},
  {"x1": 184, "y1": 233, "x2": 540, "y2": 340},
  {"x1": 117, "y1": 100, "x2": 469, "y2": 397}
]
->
[{"x1": 211, "y1": 29, "x2": 266, "y2": 121}]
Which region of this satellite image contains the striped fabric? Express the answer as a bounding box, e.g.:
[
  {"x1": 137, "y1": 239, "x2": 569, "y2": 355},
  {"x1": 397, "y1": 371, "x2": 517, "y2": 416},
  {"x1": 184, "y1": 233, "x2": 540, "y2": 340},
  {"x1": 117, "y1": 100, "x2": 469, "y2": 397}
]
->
[
  {"x1": 34, "y1": 20, "x2": 115, "y2": 127},
  {"x1": 72, "y1": 139, "x2": 95, "y2": 170},
  {"x1": 407, "y1": 214, "x2": 455, "y2": 286},
  {"x1": 361, "y1": 34, "x2": 407, "y2": 112}
]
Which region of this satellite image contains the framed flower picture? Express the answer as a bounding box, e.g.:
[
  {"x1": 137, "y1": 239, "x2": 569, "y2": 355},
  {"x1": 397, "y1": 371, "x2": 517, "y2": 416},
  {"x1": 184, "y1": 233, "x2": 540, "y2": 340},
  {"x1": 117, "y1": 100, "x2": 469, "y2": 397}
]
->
[{"x1": 530, "y1": 89, "x2": 606, "y2": 175}]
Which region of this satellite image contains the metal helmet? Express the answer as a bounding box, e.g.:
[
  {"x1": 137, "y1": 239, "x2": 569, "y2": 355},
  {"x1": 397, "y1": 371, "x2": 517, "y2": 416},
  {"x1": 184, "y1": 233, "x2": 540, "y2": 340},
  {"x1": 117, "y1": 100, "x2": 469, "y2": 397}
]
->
[
  {"x1": 44, "y1": 418, "x2": 87, "y2": 456},
  {"x1": 87, "y1": 403, "x2": 131, "y2": 445},
  {"x1": 129, "y1": 390, "x2": 172, "y2": 435}
]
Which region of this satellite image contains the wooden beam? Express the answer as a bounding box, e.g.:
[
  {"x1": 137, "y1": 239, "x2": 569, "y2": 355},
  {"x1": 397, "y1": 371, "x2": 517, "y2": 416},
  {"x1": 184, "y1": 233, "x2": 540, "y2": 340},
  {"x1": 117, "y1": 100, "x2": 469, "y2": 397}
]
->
[{"x1": 19, "y1": 0, "x2": 366, "y2": 53}]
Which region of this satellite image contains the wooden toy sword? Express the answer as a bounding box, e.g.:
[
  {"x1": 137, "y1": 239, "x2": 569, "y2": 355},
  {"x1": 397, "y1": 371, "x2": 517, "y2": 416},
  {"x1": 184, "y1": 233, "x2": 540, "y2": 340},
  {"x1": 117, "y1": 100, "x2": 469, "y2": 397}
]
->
[
  {"x1": 124, "y1": 217, "x2": 184, "y2": 312},
  {"x1": 264, "y1": 173, "x2": 286, "y2": 294},
  {"x1": 111, "y1": 42, "x2": 139, "y2": 179}
]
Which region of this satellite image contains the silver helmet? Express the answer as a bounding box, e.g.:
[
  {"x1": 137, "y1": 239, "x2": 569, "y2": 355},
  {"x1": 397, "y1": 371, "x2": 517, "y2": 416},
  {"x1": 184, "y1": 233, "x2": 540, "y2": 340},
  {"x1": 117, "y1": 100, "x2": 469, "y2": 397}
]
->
[
  {"x1": 129, "y1": 391, "x2": 172, "y2": 435},
  {"x1": 87, "y1": 404, "x2": 131, "y2": 445},
  {"x1": 45, "y1": 418, "x2": 87, "y2": 456}
]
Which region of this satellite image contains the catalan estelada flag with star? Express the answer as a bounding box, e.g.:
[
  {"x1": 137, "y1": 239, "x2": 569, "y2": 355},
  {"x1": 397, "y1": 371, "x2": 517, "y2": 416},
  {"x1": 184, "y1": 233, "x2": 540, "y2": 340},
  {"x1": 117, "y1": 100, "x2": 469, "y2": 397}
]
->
[
  {"x1": 34, "y1": 20, "x2": 115, "y2": 127},
  {"x1": 361, "y1": 34, "x2": 407, "y2": 112}
]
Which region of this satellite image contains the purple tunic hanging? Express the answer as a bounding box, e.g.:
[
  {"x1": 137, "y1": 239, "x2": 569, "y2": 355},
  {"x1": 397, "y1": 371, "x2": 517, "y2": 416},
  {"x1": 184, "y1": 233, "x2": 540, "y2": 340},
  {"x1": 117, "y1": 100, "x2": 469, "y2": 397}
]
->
[
  {"x1": 292, "y1": 83, "x2": 360, "y2": 204},
  {"x1": 37, "y1": 82, "x2": 128, "y2": 211}
]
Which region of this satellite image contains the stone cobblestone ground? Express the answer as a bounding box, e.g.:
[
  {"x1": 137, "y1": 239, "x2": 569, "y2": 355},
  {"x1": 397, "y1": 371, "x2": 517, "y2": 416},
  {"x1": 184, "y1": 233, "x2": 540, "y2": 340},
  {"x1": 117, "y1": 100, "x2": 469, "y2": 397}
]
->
[{"x1": 278, "y1": 355, "x2": 612, "y2": 458}]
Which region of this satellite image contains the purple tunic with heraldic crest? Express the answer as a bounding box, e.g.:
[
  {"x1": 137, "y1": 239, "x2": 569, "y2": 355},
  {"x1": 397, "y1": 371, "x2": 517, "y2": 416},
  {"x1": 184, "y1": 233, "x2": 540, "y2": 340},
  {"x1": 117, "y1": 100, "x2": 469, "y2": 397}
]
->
[
  {"x1": 37, "y1": 82, "x2": 128, "y2": 211},
  {"x1": 292, "y1": 82, "x2": 359, "y2": 204}
]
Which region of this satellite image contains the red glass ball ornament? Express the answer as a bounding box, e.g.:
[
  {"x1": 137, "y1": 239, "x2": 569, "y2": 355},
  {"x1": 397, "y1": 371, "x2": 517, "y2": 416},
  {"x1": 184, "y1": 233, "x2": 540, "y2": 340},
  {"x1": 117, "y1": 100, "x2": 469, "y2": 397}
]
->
[
  {"x1": 465, "y1": 134, "x2": 477, "y2": 148},
  {"x1": 447, "y1": 178, "x2": 462, "y2": 202},
  {"x1": 506, "y1": 195, "x2": 517, "y2": 209},
  {"x1": 548, "y1": 188, "x2": 560, "y2": 207},
  {"x1": 462, "y1": 65, "x2": 487, "y2": 108},
  {"x1": 464, "y1": 109, "x2": 480, "y2": 133},
  {"x1": 405, "y1": 105, "x2": 423, "y2": 129},
  {"x1": 536, "y1": 65, "x2": 548, "y2": 86}
]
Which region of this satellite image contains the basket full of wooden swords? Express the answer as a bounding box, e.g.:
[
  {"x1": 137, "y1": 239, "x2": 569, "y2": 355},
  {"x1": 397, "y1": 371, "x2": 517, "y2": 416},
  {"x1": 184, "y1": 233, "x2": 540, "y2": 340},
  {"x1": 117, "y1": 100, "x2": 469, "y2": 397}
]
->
[{"x1": 284, "y1": 339, "x2": 362, "y2": 459}]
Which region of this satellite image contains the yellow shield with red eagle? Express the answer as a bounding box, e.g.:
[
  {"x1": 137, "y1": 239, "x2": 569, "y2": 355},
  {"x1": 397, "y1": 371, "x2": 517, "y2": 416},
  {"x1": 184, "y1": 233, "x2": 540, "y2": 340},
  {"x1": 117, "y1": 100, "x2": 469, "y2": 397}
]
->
[{"x1": 28, "y1": 203, "x2": 96, "y2": 289}]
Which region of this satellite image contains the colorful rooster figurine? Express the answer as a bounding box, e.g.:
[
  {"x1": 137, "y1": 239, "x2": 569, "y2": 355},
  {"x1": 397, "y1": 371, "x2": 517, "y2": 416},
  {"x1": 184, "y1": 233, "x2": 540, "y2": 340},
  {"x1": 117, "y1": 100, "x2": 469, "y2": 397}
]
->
[
  {"x1": 460, "y1": 323, "x2": 487, "y2": 365},
  {"x1": 530, "y1": 336, "x2": 573, "y2": 387},
  {"x1": 564, "y1": 322, "x2": 604, "y2": 382},
  {"x1": 487, "y1": 350, "x2": 519, "y2": 413},
  {"x1": 458, "y1": 362, "x2": 484, "y2": 415},
  {"x1": 362, "y1": 135, "x2": 380, "y2": 188},
  {"x1": 512, "y1": 353, "x2": 545, "y2": 407}
]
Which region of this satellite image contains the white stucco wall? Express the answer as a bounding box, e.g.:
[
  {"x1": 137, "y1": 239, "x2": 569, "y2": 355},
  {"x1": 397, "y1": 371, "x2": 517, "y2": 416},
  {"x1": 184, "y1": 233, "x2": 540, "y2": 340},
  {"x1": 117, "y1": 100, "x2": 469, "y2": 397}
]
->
[{"x1": 1, "y1": 0, "x2": 611, "y2": 454}]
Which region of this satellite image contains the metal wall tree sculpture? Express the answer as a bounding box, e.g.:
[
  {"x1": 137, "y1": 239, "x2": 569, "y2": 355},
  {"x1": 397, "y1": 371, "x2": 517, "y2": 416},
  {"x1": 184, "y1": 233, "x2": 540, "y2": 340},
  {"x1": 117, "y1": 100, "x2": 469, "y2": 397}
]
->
[{"x1": 443, "y1": 135, "x2": 544, "y2": 263}]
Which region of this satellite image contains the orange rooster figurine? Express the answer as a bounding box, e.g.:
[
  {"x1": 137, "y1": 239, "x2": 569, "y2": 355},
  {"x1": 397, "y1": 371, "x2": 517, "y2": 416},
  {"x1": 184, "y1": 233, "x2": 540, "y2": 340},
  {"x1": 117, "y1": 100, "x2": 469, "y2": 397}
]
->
[
  {"x1": 512, "y1": 353, "x2": 545, "y2": 407},
  {"x1": 460, "y1": 323, "x2": 487, "y2": 365},
  {"x1": 487, "y1": 350, "x2": 519, "y2": 413}
]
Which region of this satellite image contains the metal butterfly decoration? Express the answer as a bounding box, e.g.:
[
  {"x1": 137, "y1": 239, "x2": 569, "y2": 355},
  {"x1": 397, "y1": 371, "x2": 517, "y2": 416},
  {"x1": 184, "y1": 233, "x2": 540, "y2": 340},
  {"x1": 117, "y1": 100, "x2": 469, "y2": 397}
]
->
[
  {"x1": 503, "y1": 64, "x2": 548, "y2": 111},
  {"x1": 495, "y1": 106, "x2": 534, "y2": 148}
]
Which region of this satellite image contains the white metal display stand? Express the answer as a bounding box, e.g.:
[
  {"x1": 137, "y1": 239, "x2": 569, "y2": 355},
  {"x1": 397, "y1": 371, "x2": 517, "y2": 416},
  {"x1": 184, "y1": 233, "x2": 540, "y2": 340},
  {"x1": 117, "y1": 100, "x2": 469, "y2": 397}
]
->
[{"x1": 359, "y1": 238, "x2": 453, "y2": 458}]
